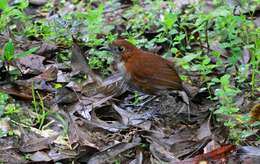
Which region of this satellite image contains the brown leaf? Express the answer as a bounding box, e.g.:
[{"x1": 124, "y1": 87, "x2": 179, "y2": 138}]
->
[
  {"x1": 33, "y1": 65, "x2": 58, "y2": 81},
  {"x1": 0, "y1": 82, "x2": 32, "y2": 100},
  {"x1": 19, "y1": 129, "x2": 58, "y2": 153},
  {"x1": 30, "y1": 151, "x2": 52, "y2": 162},
  {"x1": 86, "y1": 137, "x2": 141, "y2": 164},
  {"x1": 194, "y1": 144, "x2": 236, "y2": 161},
  {"x1": 0, "y1": 150, "x2": 26, "y2": 164},
  {"x1": 150, "y1": 141, "x2": 179, "y2": 162},
  {"x1": 71, "y1": 39, "x2": 90, "y2": 74},
  {"x1": 15, "y1": 54, "x2": 45, "y2": 74}
]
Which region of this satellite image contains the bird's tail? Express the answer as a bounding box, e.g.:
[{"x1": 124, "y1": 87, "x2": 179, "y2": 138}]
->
[{"x1": 181, "y1": 82, "x2": 199, "y2": 98}]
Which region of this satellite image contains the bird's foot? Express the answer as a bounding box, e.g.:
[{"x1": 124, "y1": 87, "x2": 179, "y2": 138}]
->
[{"x1": 177, "y1": 91, "x2": 191, "y2": 121}]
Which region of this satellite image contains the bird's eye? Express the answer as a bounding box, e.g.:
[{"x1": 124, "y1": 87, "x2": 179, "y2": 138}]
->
[{"x1": 118, "y1": 46, "x2": 125, "y2": 52}]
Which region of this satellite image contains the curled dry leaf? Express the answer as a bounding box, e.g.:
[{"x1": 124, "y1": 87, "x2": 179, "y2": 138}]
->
[
  {"x1": 30, "y1": 151, "x2": 52, "y2": 162},
  {"x1": 194, "y1": 144, "x2": 236, "y2": 162},
  {"x1": 112, "y1": 103, "x2": 154, "y2": 126},
  {"x1": 149, "y1": 140, "x2": 179, "y2": 162},
  {"x1": 33, "y1": 65, "x2": 58, "y2": 81},
  {"x1": 71, "y1": 38, "x2": 102, "y2": 83},
  {"x1": 19, "y1": 128, "x2": 58, "y2": 153},
  {"x1": 36, "y1": 42, "x2": 58, "y2": 57},
  {"x1": 86, "y1": 137, "x2": 141, "y2": 164},
  {"x1": 15, "y1": 54, "x2": 45, "y2": 74},
  {"x1": 197, "y1": 115, "x2": 212, "y2": 140},
  {"x1": 48, "y1": 147, "x2": 79, "y2": 162},
  {"x1": 0, "y1": 150, "x2": 26, "y2": 164},
  {"x1": 68, "y1": 115, "x2": 98, "y2": 149},
  {"x1": 0, "y1": 82, "x2": 33, "y2": 100}
]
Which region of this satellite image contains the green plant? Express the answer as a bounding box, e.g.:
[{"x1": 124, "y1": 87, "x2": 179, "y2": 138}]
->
[
  {"x1": 114, "y1": 160, "x2": 120, "y2": 164},
  {"x1": 213, "y1": 75, "x2": 241, "y2": 116},
  {"x1": 210, "y1": 75, "x2": 259, "y2": 142},
  {"x1": 4, "y1": 104, "x2": 20, "y2": 115},
  {"x1": 25, "y1": 20, "x2": 52, "y2": 39},
  {"x1": 0, "y1": 128, "x2": 12, "y2": 138},
  {"x1": 0, "y1": 0, "x2": 29, "y2": 32},
  {"x1": 32, "y1": 81, "x2": 48, "y2": 130},
  {"x1": 1, "y1": 40, "x2": 38, "y2": 64},
  {"x1": 249, "y1": 27, "x2": 260, "y2": 96},
  {"x1": 169, "y1": 2, "x2": 260, "y2": 143},
  {"x1": 0, "y1": 92, "x2": 9, "y2": 117},
  {"x1": 25, "y1": 3, "x2": 115, "y2": 74},
  {"x1": 121, "y1": 1, "x2": 174, "y2": 49},
  {"x1": 0, "y1": 92, "x2": 33, "y2": 127},
  {"x1": 1, "y1": 40, "x2": 38, "y2": 77},
  {"x1": 0, "y1": 129, "x2": 6, "y2": 138},
  {"x1": 88, "y1": 49, "x2": 113, "y2": 75},
  {"x1": 132, "y1": 92, "x2": 142, "y2": 105}
]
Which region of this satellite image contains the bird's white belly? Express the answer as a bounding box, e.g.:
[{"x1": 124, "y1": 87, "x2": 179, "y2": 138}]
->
[{"x1": 117, "y1": 61, "x2": 131, "y2": 81}]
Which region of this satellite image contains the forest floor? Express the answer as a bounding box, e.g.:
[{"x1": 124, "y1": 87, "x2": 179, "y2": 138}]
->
[{"x1": 0, "y1": 0, "x2": 259, "y2": 163}]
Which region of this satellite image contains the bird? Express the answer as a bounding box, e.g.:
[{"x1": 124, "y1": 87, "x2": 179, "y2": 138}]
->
[{"x1": 108, "y1": 39, "x2": 187, "y2": 96}]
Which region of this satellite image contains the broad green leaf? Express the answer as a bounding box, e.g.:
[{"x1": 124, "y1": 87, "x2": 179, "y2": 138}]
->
[
  {"x1": 251, "y1": 121, "x2": 260, "y2": 127},
  {"x1": 211, "y1": 77, "x2": 220, "y2": 83},
  {"x1": 3, "y1": 40, "x2": 15, "y2": 61},
  {"x1": 240, "y1": 130, "x2": 257, "y2": 139},
  {"x1": 174, "y1": 33, "x2": 186, "y2": 42},
  {"x1": 181, "y1": 53, "x2": 200, "y2": 63},
  {"x1": 171, "y1": 47, "x2": 178, "y2": 54},
  {"x1": 17, "y1": 0, "x2": 29, "y2": 10},
  {"x1": 220, "y1": 74, "x2": 231, "y2": 86},
  {"x1": 164, "y1": 12, "x2": 177, "y2": 30},
  {"x1": 15, "y1": 47, "x2": 39, "y2": 59},
  {"x1": 202, "y1": 57, "x2": 211, "y2": 65},
  {"x1": 0, "y1": 0, "x2": 8, "y2": 11},
  {"x1": 243, "y1": 44, "x2": 254, "y2": 49}
]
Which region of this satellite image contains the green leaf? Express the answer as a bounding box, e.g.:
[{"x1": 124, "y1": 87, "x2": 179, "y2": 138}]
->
[
  {"x1": 2, "y1": 40, "x2": 15, "y2": 61},
  {"x1": 220, "y1": 74, "x2": 231, "y2": 86},
  {"x1": 17, "y1": 0, "x2": 29, "y2": 10},
  {"x1": 202, "y1": 57, "x2": 211, "y2": 65},
  {"x1": 174, "y1": 33, "x2": 186, "y2": 42},
  {"x1": 251, "y1": 121, "x2": 260, "y2": 127},
  {"x1": 181, "y1": 53, "x2": 200, "y2": 63},
  {"x1": 215, "y1": 106, "x2": 239, "y2": 115},
  {"x1": 0, "y1": 0, "x2": 8, "y2": 11},
  {"x1": 171, "y1": 47, "x2": 178, "y2": 54},
  {"x1": 164, "y1": 12, "x2": 177, "y2": 30},
  {"x1": 15, "y1": 47, "x2": 39, "y2": 59},
  {"x1": 211, "y1": 77, "x2": 220, "y2": 83},
  {"x1": 243, "y1": 44, "x2": 254, "y2": 49},
  {"x1": 210, "y1": 6, "x2": 231, "y2": 17},
  {"x1": 240, "y1": 130, "x2": 256, "y2": 139},
  {"x1": 156, "y1": 37, "x2": 168, "y2": 43},
  {"x1": 0, "y1": 92, "x2": 8, "y2": 117}
]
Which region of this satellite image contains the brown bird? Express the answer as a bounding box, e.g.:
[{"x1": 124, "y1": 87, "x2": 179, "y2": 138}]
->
[{"x1": 108, "y1": 39, "x2": 186, "y2": 96}]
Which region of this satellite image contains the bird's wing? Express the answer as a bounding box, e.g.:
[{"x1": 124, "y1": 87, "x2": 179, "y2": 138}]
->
[{"x1": 132, "y1": 52, "x2": 183, "y2": 91}]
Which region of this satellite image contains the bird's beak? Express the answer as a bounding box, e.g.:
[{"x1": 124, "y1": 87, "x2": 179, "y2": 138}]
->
[{"x1": 99, "y1": 45, "x2": 112, "y2": 51}]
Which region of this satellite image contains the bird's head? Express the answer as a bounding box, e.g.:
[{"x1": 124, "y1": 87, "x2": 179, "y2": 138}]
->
[
  {"x1": 108, "y1": 39, "x2": 137, "y2": 61},
  {"x1": 110, "y1": 39, "x2": 135, "y2": 53},
  {"x1": 99, "y1": 39, "x2": 138, "y2": 62}
]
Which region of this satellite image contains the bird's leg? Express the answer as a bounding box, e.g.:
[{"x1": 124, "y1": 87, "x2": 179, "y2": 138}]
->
[{"x1": 178, "y1": 91, "x2": 191, "y2": 120}]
